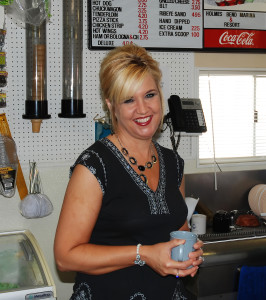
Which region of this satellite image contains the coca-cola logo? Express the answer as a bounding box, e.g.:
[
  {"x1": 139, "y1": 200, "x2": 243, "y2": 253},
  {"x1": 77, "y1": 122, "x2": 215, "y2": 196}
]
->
[{"x1": 219, "y1": 31, "x2": 254, "y2": 46}]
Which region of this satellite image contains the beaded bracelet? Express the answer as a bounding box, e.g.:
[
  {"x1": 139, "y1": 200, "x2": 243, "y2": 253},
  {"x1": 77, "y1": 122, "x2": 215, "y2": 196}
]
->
[{"x1": 134, "y1": 244, "x2": 145, "y2": 266}]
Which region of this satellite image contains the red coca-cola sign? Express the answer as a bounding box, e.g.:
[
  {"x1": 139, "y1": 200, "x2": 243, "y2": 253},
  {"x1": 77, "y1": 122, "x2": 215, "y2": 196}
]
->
[
  {"x1": 204, "y1": 29, "x2": 266, "y2": 49},
  {"x1": 219, "y1": 31, "x2": 254, "y2": 46}
]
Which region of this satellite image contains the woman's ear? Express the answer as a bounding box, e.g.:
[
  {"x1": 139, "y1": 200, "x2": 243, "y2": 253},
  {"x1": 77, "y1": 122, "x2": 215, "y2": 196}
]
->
[{"x1": 105, "y1": 99, "x2": 112, "y2": 111}]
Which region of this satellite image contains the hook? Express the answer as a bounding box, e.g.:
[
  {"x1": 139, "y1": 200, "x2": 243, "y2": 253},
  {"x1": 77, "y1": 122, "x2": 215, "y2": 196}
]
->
[{"x1": 93, "y1": 114, "x2": 108, "y2": 124}]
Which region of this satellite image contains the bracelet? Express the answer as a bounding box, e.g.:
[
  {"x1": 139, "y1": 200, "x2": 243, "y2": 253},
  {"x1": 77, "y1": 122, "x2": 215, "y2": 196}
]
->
[{"x1": 134, "y1": 244, "x2": 145, "y2": 266}]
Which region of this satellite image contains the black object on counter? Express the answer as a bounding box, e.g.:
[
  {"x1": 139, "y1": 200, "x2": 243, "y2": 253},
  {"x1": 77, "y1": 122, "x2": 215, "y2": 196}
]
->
[{"x1": 213, "y1": 210, "x2": 231, "y2": 233}]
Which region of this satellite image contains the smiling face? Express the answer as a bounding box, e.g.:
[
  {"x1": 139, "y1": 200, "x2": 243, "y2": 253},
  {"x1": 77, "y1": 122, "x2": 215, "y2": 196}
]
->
[
  {"x1": 106, "y1": 74, "x2": 162, "y2": 141},
  {"x1": 100, "y1": 45, "x2": 164, "y2": 135}
]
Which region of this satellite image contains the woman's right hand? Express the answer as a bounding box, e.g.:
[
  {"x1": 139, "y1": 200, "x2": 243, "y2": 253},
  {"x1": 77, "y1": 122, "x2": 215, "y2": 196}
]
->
[{"x1": 140, "y1": 239, "x2": 199, "y2": 278}]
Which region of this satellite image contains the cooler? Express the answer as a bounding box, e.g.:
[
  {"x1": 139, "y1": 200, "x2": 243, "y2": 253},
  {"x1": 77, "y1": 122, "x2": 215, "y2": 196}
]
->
[{"x1": 0, "y1": 229, "x2": 56, "y2": 299}]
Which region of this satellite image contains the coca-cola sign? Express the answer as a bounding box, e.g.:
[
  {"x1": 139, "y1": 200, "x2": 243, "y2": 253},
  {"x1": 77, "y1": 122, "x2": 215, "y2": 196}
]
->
[
  {"x1": 204, "y1": 29, "x2": 266, "y2": 49},
  {"x1": 219, "y1": 31, "x2": 254, "y2": 46}
]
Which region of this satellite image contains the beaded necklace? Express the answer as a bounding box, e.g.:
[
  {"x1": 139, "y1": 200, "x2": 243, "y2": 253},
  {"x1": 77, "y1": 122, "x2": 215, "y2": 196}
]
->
[{"x1": 116, "y1": 134, "x2": 157, "y2": 184}]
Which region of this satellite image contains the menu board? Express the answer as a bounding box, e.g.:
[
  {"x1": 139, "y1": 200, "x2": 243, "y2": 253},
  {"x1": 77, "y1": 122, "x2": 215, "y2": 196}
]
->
[
  {"x1": 90, "y1": 0, "x2": 203, "y2": 49},
  {"x1": 89, "y1": 0, "x2": 266, "y2": 51}
]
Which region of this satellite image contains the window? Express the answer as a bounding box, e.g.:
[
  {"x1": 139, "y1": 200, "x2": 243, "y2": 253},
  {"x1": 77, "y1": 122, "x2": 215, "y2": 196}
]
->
[{"x1": 198, "y1": 70, "x2": 266, "y2": 165}]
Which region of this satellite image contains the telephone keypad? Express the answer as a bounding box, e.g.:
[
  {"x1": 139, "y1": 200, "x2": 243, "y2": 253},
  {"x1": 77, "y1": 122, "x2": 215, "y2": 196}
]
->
[{"x1": 182, "y1": 110, "x2": 206, "y2": 132}]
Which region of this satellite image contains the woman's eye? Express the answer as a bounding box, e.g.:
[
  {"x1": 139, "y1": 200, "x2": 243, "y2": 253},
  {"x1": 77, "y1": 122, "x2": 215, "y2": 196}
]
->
[
  {"x1": 123, "y1": 98, "x2": 134, "y2": 104},
  {"x1": 146, "y1": 93, "x2": 155, "y2": 98}
]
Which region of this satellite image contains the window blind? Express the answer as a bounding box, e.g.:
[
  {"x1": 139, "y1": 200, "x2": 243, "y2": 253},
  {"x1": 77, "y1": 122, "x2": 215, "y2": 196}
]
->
[{"x1": 199, "y1": 71, "x2": 266, "y2": 164}]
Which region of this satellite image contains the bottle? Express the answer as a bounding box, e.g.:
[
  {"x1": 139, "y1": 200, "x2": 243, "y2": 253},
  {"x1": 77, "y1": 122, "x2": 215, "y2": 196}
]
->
[{"x1": 0, "y1": 135, "x2": 18, "y2": 197}]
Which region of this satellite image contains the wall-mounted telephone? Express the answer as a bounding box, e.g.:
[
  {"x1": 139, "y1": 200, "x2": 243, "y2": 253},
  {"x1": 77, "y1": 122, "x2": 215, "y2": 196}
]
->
[{"x1": 167, "y1": 95, "x2": 207, "y2": 133}]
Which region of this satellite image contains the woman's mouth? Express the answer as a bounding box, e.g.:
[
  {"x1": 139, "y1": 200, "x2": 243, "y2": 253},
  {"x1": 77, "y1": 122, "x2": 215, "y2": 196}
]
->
[{"x1": 134, "y1": 116, "x2": 152, "y2": 126}]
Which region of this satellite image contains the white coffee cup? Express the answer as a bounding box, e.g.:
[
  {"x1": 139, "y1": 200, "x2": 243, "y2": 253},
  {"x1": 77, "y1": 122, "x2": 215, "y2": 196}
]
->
[{"x1": 191, "y1": 214, "x2": 206, "y2": 235}]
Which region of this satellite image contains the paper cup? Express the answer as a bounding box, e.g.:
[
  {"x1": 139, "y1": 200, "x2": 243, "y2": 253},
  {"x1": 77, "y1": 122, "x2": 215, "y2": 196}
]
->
[{"x1": 191, "y1": 214, "x2": 207, "y2": 235}]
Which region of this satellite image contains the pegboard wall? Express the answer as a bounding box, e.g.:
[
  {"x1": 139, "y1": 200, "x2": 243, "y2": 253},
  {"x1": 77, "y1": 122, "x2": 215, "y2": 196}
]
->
[{"x1": 3, "y1": 0, "x2": 196, "y2": 165}]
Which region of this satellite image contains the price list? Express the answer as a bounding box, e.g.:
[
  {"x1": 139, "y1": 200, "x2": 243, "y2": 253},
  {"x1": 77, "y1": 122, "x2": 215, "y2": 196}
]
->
[
  {"x1": 89, "y1": 0, "x2": 203, "y2": 49},
  {"x1": 138, "y1": 0, "x2": 148, "y2": 42}
]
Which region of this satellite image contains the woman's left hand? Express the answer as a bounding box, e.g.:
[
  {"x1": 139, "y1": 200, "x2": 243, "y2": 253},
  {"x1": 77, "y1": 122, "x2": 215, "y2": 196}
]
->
[{"x1": 189, "y1": 239, "x2": 204, "y2": 277}]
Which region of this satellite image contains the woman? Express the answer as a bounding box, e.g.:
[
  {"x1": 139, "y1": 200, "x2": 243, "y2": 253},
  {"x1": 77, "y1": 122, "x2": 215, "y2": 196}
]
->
[{"x1": 54, "y1": 44, "x2": 203, "y2": 300}]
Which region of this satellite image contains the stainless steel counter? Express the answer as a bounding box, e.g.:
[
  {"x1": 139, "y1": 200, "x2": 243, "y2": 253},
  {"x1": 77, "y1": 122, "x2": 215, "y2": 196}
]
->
[
  {"x1": 199, "y1": 226, "x2": 266, "y2": 242},
  {"x1": 185, "y1": 227, "x2": 266, "y2": 299}
]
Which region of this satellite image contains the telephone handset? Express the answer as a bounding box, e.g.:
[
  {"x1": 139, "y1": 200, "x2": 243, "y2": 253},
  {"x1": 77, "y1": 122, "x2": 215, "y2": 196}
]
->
[{"x1": 167, "y1": 95, "x2": 207, "y2": 133}]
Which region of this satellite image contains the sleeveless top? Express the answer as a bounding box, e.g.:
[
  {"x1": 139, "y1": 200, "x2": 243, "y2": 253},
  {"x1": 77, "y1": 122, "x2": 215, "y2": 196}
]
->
[{"x1": 69, "y1": 138, "x2": 191, "y2": 300}]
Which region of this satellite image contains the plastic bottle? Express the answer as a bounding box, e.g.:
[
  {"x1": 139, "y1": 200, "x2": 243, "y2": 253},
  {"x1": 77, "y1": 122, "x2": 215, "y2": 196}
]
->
[{"x1": 0, "y1": 135, "x2": 18, "y2": 197}]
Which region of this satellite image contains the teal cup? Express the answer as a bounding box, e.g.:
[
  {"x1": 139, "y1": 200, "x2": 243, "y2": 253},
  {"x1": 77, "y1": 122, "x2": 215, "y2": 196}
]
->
[{"x1": 170, "y1": 231, "x2": 197, "y2": 266}]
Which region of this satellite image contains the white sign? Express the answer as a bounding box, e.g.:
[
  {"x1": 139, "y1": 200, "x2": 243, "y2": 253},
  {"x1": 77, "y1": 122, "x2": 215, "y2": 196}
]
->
[{"x1": 89, "y1": 0, "x2": 203, "y2": 49}]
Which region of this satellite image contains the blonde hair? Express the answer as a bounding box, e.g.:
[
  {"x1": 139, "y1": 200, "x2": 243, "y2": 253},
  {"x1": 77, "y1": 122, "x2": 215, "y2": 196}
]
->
[{"x1": 99, "y1": 44, "x2": 164, "y2": 133}]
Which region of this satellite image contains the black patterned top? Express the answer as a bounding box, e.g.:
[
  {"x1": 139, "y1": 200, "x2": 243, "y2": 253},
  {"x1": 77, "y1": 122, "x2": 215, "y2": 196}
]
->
[{"x1": 70, "y1": 138, "x2": 191, "y2": 300}]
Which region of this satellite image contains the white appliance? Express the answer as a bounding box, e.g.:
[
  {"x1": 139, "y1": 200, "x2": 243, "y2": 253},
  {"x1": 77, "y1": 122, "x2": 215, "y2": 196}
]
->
[{"x1": 0, "y1": 230, "x2": 56, "y2": 299}]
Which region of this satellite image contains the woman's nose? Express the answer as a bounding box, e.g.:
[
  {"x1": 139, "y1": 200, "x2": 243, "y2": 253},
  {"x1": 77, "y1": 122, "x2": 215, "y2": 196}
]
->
[{"x1": 136, "y1": 99, "x2": 148, "y2": 114}]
